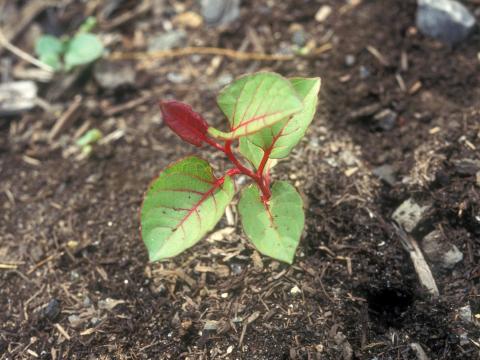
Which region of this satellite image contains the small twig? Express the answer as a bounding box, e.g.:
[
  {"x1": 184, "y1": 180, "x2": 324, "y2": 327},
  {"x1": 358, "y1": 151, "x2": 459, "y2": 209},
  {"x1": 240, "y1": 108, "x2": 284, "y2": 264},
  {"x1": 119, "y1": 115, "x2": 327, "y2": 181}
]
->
[
  {"x1": 49, "y1": 95, "x2": 83, "y2": 141},
  {"x1": 0, "y1": 30, "x2": 54, "y2": 72},
  {"x1": 27, "y1": 252, "x2": 64, "y2": 275},
  {"x1": 54, "y1": 323, "x2": 71, "y2": 341},
  {"x1": 366, "y1": 45, "x2": 389, "y2": 67},
  {"x1": 0, "y1": 1, "x2": 54, "y2": 56},
  {"x1": 0, "y1": 263, "x2": 18, "y2": 269},
  {"x1": 102, "y1": 94, "x2": 152, "y2": 116},
  {"x1": 100, "y1": 0, "x2": 152, "y2": 31},
  {"x1": 110, "y1": 43, "x2": 332, "y2": 63}
]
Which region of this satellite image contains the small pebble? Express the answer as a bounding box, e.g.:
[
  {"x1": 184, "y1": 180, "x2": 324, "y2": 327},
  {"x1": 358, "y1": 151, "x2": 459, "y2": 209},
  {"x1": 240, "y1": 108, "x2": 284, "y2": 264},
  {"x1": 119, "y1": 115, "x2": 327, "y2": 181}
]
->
[
  {"x1": 416, "y1": 0, "x2": 476, "y2": 45},
  {"x1": 43, "y1": 299, "x2": 61, "y2": 321},
  {"x1": 359, "y1": 65, "x2": 370, "y2": 79},
  {"x1": 68, "y1": 314, "x2": 82, "y2": 327},
  {"x1": 230, "y1": 262, "x2": 243, "y2": 275},
  {"x1": 315, "y1": 5, "x2": 332, "y2": 22},
  {"x1": 345, "y1": 54, "x2": 356, "y2": 67},
  {"x1": 290, "y1": 285, "x2": 301, "y2": 296},
  {"x1": 201, "y1": 0, "x2": 240, "y2": 26},
  {"x1": 373, "y1": 109, "x2": 398, "y2": 131},
  {"x1": 83, "y1": 296, "x2": 92, "y2": 307},
  {"x1": 458, "y1": 305, "x2": 472, "y2": 323}
]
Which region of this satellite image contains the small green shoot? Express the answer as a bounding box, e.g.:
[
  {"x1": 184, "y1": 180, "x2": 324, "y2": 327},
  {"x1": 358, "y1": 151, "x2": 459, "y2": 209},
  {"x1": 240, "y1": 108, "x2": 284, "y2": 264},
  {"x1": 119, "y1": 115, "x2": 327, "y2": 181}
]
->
[{"x1": 35, "y1": 17, "x2": 104, "y2": 72}]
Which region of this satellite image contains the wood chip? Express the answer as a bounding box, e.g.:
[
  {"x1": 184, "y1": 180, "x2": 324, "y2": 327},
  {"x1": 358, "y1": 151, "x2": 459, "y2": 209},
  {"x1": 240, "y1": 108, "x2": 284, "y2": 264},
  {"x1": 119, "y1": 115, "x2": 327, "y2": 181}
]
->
[
  {"x1": 366, "y1": 45, "x2": 389, "y2": 66},
  {"x1": 80, "y1": 328, "x2": 95, "y2": 336},
  {"x1": 394, "y1": 223, "x2": 439, "y2": 297},
  {"x1": 315, "y1": 5, "x2": 332, "y2": 22},
  {"x1": 54, "y1": 323, "x2": 71, "y2": 340},
  {"x1": 344, "y1": 167, "x2": 359, "y2": 177},
  {"x1": 409, "y1": 81, "x2": 422, "y2": 95},
  {"x1": 246, "y1": 311, "x2": 260, "y2": 324}
]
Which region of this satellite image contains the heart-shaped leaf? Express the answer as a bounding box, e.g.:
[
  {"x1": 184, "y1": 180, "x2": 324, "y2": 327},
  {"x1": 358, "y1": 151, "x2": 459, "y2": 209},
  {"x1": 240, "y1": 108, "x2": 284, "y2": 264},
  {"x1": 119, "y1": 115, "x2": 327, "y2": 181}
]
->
[
  {"x1": 160, "y1": 100, "x2": 209, "y2": 147},
  {"x1": 64, "y1": 33, "x2": 104, "y2": 70},
  {"x1": 238, "y1": 181, "x2": 304, "y2": 264},
  {"x1": 35, "y1": 35, "x2": 64, "y2": 70},
  {"x1": 141, "y1": 156, "x2": 234, "y2": 262},
  {"x1": 208, "y1": 72, "x2": 303, "y2": 140},
  {"x1": 245, "y1": 77, "x2": 321, "y2": 159}
]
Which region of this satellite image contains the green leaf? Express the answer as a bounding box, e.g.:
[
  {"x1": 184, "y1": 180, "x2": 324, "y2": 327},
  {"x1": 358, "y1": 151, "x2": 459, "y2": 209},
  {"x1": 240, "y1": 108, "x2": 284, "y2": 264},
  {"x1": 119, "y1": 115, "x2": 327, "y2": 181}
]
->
[
  {"x1": 246, "y1": 77, "x2": 321, "y2": 159},
  {"x1": 35, "y1": 35, "x2": 63, "y2": 70},
  {"x1": 239, "y1": 137, "x2": 263, "y2": 168},
  {"x1": 39, "y1": 53, "x2": 62, "y2": 71},
  {"x1": 35, "y1": 35, "x2": 63, "y2": 57},
  {"x1": 76, "y1": 128, "x2": 103, "y2": 147},
  {"x1": 64, "y1": 33, "x2": 104, "y2": 70},
  {"x1": 238, "y1": 137, "x2": 277, "y2": 172},
  {"x1": 78, "y1": 16, "x2": 97, "y2": 33},
  {"x1": 238, "y1": 181, "x2": 304, "y2": 264},
  {"x1": 208, "y1": 72, "x2": 303, "y2": 140},
  {"x1": 141, "y1": 156, "x2": 235, "y2": 262}
]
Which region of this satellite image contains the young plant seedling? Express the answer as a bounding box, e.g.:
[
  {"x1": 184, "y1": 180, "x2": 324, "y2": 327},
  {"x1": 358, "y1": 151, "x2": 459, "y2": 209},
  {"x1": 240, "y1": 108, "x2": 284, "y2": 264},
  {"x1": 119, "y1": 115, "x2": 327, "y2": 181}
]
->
[
  {"x1": 141, "y1": 72, "x2": 321, "y2": 264},
  {"x1": 35, "y1": 16, "x2": 104, "y2": 71}
]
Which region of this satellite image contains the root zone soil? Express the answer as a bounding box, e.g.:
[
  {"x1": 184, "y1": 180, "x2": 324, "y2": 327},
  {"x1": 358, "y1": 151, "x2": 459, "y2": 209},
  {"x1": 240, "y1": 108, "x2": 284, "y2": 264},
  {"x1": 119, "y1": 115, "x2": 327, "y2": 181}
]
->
[{"x1": 1, "y1": 1, "x2": 479, "y2": 359}]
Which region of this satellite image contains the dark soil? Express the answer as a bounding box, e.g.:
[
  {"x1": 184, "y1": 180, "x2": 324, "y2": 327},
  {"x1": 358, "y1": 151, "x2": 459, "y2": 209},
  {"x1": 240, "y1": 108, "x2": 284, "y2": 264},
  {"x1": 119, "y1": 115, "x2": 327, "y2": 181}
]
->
[{"x1": 1, "y1": 0, "x2": 480, "y2": 359}]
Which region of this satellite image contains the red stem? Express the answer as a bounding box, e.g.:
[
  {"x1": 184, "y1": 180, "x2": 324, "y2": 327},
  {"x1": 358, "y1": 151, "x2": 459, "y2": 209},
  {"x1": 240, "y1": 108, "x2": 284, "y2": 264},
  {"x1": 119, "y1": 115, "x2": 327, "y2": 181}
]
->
[
  {"x1": 224, "y1": 141, "x2": 257, "y2": 179},
  {"x1": 206, "y1": 136, "x2": 271, "y2": 200}
]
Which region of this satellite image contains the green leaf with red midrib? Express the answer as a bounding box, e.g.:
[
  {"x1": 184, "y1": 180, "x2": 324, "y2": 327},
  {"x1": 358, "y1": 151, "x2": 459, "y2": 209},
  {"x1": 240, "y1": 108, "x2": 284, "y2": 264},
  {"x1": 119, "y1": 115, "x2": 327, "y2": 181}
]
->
[
  {"x1": 208, "y1": 72, "x2": 303, "y2": 140},
  {"x1": 238, "y1": 181, "x2": 304, "y2": 264},
  {"x1": 239, "y1": 77, "x2": 321, "y2": 170},
  {"x1": 141, "y1": 156, "x2": 234, "y2": 261}
]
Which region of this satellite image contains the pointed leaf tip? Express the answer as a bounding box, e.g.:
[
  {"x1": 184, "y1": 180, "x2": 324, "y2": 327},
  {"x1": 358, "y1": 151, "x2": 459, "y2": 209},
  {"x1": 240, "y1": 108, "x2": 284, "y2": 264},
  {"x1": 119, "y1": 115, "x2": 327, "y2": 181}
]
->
[{"x1": 160, "y1": 100, "x2": 209, "y2": 147}]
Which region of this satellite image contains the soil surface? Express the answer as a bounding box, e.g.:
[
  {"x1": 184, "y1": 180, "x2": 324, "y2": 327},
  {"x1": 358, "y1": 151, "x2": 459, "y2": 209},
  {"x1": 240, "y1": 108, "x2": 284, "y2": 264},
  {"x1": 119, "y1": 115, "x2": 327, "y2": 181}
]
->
[{"x1": 1, "y1": 0, "x2": 480, "y2": 359}]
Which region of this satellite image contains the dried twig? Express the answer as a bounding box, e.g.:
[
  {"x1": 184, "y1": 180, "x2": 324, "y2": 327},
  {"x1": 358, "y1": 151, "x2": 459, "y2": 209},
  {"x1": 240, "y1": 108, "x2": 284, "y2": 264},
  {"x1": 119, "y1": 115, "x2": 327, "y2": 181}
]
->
[
  {"x1": 109, "y1": 43, "x2": 332, "y2": 63},
  {"x1": 102, "y1": 93, "x2": 152, "y2": 116},
  {"x1": 0, "y1": 30, "x2": 54, "y2": 72},
  {"x1": 100, "y1": 0, "x2": 152, "y2": 30},
  {"x1": 49, "y1": 95, "x2": 83, "y2": 141},
  {"x1": 0, "y1": 1, "x2": 54, "y2": 56}
]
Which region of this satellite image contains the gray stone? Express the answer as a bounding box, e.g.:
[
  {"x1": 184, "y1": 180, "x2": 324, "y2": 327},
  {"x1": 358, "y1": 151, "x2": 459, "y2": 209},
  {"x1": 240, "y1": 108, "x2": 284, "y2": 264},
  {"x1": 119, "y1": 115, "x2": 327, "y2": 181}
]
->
[
  {"x1": 392, "y1": 198, "x2": 431, "y2": 233},
  {"x1": 83, "y1": 296, "x2": 92, "y2": 307},
  {"x1": 359, "y1": 65, "x2": 370, "y2": 79},
  {"x1": 292, "y1": 29, "x2": 307, "y2": 47},
  {"x1": 0, "y1": 81, "x2": 37, "y2": 115},
  {"x1": 68, "y1": 314, "x2": 82, "y2": 327},
  {"x1": 203, "y1": 320, "x2": 218, "y2": 331},
  {"x1": 372, "y1": 164, "x2": 397, "y2": 186},
  {"x1": 93, "y1": 60, "x2": 136, "y2": 90},
  {"x1": 452, "y1": 158, "x2": 480, "y2": 175},
  {"x1": 373, "y1": 109, "x2": 398, "y2": 131},
  {"x1": 148, "y1": 30, "x2": 187, "y2": 51},
  {"x1": 458, "y1": 305, "x2": 472, "y2": 323},
  {"x1": 230, "y1": 262, "x2": 243, "y2": 275},
  {"x1": 216, "y1": 73, "x2": 233, "y2": 88},
  {"x1": 166, "y1": 72, "x2": 187, "y2": 84},
  {"x1": 201, "y1": 0, "x2": 240, "y2": 26},
  {"x1": 416, "y1": 0, "x2": 476, "y2": 45},
  {"x1": 43, "y1": 299, "x2": 61, "y2": 321},
  {"x1": 422, "y1": 230, "x2": 463, "y2": 268},
  {"x1": 345, "y1": 54, "x2": 356, "y2": 67}
]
